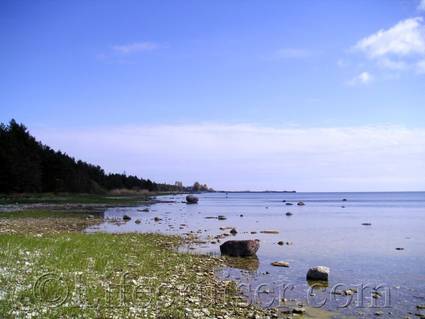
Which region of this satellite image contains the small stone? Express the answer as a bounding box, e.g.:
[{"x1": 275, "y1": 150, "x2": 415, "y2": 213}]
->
[
  {"x1": 306, "y1": 266, "x2": 329, "y2": 281},
  {"x1": 285, "y1": 212, "x2": 293, "y2": 216},
  {"x1": 297, "y1": 201, "x2": 305, "y2": 206},
  {"x1": 292, "y1": 307, "x2": 306, "y2": 314},
  {"x1": 271, "y1": 261, "x2": 289, "y2": 267},
  {"x1": 285, "y1": 203, "x2": 293, "y2": 206},
  {"x1": 154, "y1": 217, "x2": 161, "y2": 222},
  {"x1": 135, "y1": 219, "x2": 141, "y2": 224},
  {"x1": 362, "y1": 222, "x2": 372, "y2": 226},
  {"x1": 277, "y1": 241, "x2": 284, "y2": 245},
  {"x1": 260, "y1": 230, "x2": 279, "y2": 234},
  {"x1": 375, "y1": 311, "x2": 384, "y2": 316},
  {"x1": 395, "y1": 247, "x2": 404, "y2": 250},
  {"x1": 218, "y1": 215, "x2": 227, "y2": 220},
  {"x1": 230, "y1": 228, "x2": 238, "y2": 235},
  {"x1": 122, "y1": 215, "x2": 131, "y2": 221}
]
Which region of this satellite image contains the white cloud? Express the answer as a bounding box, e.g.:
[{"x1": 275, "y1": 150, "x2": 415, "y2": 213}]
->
[
  {"x1": 112, "y1": 42, "x2": 160, "y2": 54},
  {"x1": 32, "y1": 124, "x2": 425, "y2": 192},
  {"x1": 275, "y1": 48, "x2": 312, "y2": 59},
  {"x1": 418, "y1": 0, "x2": 425, "y2": 11},
  {"x1": 377, "y1": 57, "x2": 408, "y2": 70},
  {"x1": 353, "y1": 17, "x2": 425, "y2": 73},
  {"x1": 354, "y1": 17, "x2": 425, "y2": 57},
  {"x1": 348, "y1": 71, "x2": 373, "y2": 86}
]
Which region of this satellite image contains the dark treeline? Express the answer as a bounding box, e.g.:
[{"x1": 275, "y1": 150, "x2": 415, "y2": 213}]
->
[{"x1": 0, "y1": 120, "x2": 209, "y2": 194}]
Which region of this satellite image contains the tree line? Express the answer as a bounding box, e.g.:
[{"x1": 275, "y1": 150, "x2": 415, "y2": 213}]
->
[{"x1": 0, "y1": 119, "x2": 211, "y2": 194}]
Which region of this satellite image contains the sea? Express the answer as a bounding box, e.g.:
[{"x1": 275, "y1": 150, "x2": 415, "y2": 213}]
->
[{"x1": 87, "y1": 192, "x2": 425, "y2": 318}]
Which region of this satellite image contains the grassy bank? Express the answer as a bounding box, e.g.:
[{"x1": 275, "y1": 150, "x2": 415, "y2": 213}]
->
[
  {"x1": 0, "y1": 207, "x2": 276, "y2": 319},
  {"x1": 0, "y1": 193, "x2": 155, "y2": 205},
  {"x1": 0, "y1": 232, "x2": 274, "y2": 318}
]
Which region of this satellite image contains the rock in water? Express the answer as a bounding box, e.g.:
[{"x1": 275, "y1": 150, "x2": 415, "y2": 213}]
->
[
  {"x1": 220, "y1": 240, "x2": 259, "y2": 257},
  {"x1": 306, "y1": 266, "x2": 330, "y2": 281},
  {"x1": 297, "y1": 201, "x2": 305, "y2": 206},
  {"x1": 271, "y1": 261, "x2": 289, "y2": 267},
  {"x1": 122, "y1": 215, "x2": 131, "y2": 221},
  {"x1": 230, "y1": 228, "x2": 238, "y2": 235},
  {"x1": 186, "y1": 195, "x2": 199, "y2": 204}
]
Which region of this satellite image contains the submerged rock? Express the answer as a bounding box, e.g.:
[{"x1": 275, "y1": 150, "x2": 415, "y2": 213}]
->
[
  {"x1": 362, "y1": 222, "x2": 372, "y2": 226},
  {"x1": 260, "y1": 230, "x2": 279, "y2": 234},
  {"x1": 135, "y1": 219, "x2": 141, "y2": 224},
  {"x1": 306, "y1": 266, "x2": 330, "y2": 281},
  {"x1": 220, "y1": 239, "x2": 259, "y2": 257},
  {"x1": 285, "y1": 203, "x2": 293, "y2": 206},
  {"x1": 186, "y1": 195, "x2": 199, "y2": 204}
]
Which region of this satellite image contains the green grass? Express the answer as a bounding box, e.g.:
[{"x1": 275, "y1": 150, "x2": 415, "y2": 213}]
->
[
  {"x1": 0, "y1": 193, "x2": 152, "y2": 205},
  {"x1": 0, "y1": 210, "x2": 99, "y2": 219},
  {"x1": 0, "y1": 232, "x2": 271, "y2": 319}
]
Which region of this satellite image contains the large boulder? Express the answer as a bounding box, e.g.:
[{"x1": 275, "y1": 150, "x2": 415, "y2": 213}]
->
[
  {"x1": 220, "y1": 240, "x2": 259, "y2": 257},
  {"x1": 306, "y1": 266, "x2": 330, "y2": 281},
  {"x1": 186, "y1": 195, "x2": 199, "y2": 204}
]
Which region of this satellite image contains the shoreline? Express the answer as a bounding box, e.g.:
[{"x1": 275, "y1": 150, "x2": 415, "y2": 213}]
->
[{"x1": 0, "y1": 196, "x2": 278, "y2": 318}]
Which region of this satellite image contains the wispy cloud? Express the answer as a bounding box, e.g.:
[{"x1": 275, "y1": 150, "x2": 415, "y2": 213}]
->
[
  {"x1": 274, "y1": 48, "x2": 313, "y2": 59},
  {"x1": 353, "y1": 17, "x2": 425, "y2": 73},
  {"x1": 112, "y1": 41, "x2": 160, "y2": 54},
  {"x1": 32, "y1": 124, "x2": 425, "y2": 191},
  {"x1": 348, "y1": 71, "x2": 373, "y2": 86}
]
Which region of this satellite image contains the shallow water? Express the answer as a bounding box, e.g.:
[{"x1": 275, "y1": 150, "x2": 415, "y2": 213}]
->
[{"x1": 87, "y1": 192, "x2": 425, "y2": 318}]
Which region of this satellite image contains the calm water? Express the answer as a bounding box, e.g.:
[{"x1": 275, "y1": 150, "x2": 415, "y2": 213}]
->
[{"x1": 87, "y1": 192, "x2": 425, "y2": 318}]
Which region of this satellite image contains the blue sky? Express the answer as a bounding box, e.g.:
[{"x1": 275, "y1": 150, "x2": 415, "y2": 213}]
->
[{"x1": 1, "y1": 0, "x2": 425, "y2": 191}]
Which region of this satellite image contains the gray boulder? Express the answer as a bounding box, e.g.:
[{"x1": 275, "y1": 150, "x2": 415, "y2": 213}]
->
[
  {"x1": 186, "y1": 195, "x2": 199, "y2": 204},
  {"x1": 306, "y1": 266, "x2": 330, "y2": 281},
  {"x1": 220, "y1": 240, "x2": 259, "y2": 257}
]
